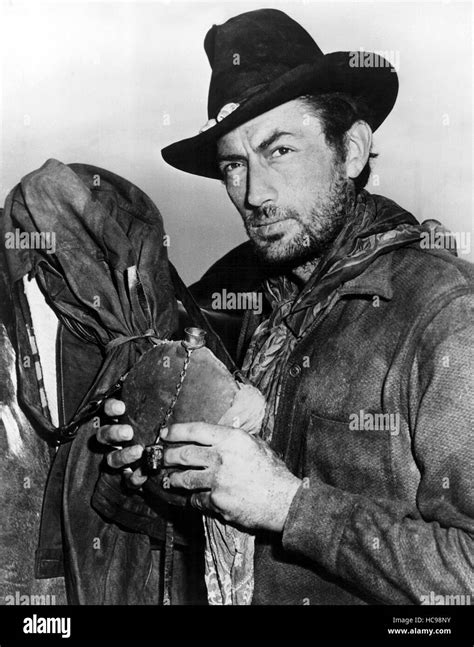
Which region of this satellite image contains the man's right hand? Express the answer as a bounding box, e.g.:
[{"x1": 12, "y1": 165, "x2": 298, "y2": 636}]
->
[{"x1": 96, "y1": 398, "x2": 148, "y2": 489}]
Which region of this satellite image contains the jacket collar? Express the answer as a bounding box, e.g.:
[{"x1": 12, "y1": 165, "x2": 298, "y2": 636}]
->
[{"x1": 337, "y1": 254, "x2": 394, "y2": 301}]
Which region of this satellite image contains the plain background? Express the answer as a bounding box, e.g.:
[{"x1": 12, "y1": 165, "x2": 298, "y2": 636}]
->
[{"x1": 1, "y1": 0, "x2": 472, "y2": 283}]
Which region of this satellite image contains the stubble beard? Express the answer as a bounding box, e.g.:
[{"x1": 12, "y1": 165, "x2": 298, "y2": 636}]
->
[{"x1": 244, "y1": 164, "x2": 352, "y2": 269}]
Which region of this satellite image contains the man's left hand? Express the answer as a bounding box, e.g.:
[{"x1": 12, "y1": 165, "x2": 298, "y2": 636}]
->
[{"x1": 161, "y1": 423, "x2": 302, "y2": 532}]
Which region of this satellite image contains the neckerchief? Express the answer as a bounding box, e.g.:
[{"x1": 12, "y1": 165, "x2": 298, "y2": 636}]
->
[{"x1": 242, "y1": 188, "x2": 429, "y2": 442}]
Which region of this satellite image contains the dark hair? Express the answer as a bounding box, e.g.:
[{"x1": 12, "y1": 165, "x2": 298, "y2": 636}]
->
[{"x1": 299, "y1": 92, "x2": 378, "y2": 192}]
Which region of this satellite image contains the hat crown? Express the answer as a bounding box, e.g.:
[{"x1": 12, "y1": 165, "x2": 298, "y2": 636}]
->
[{"x1": 204, "y1": 9, "x2": 323, "y2": 119}]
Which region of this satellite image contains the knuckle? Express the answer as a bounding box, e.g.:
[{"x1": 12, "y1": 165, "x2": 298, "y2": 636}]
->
[
  {"x1": 181, "y1": 471, "x2": 194, "y2": 489},
  {"x1": 188, "y1": 421, "x2": 203, "y2": 437},
  {"x1": 213, "y1": 449, "x2": 223, "y2": 468},
  {"x1": 180, "y1": 445, "x2": 194, "y2": 464}
]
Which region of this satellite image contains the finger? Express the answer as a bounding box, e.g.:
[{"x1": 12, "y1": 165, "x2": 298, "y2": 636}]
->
[
  {"x1": 104, "y1": 398, "x2": 126, "y2": 417},
  {"x1": 124, "y1": 465, "x2": 148, "y2": 489},
  {"x1": 161, "y1": 422, "x2": 230, "y2": 446},
  {"x1": 190, "y1": 492, "x2": 212, "y2": 512},
  {"x1": 167, "y1": 468, "x2": 213, "y2": 490},
  {"x1": 107, "y1": 444, "x2": 143, "y2": 469},
  {"x1": 163, "y1": 444, "x2": 215, "y2": 468},
  {"x1": 97, "y1": 424, "x2": 133, "y2": 446}
]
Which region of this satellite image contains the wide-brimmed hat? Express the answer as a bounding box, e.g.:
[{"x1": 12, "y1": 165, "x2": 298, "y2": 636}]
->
[{"x1": 161, "y1": 8, "x2": 398, "y2": 179}]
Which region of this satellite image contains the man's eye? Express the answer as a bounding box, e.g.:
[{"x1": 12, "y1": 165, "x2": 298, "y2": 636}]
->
[
  {"x1": 271, "y1": 147, "x2": 292, "y2": 158},
  {"x1": 221, "y1": 162, "x2": 244, "y2": 175}
]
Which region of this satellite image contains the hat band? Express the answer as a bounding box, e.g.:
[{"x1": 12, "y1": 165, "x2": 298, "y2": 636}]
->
[
  {"x1": 199, "y1": 77, "x2": 289, "y2": 133},
  {"x1": 199, "y1": 101, "x2": 241, "y2": 133}
]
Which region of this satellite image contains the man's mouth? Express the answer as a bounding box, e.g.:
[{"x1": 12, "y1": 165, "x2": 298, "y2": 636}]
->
[
  {"x1": 252, "y1": 219, "x2": 284, "y2": 227},
  {"x1": 250, "y1": 217, "x2": 292, "y2": 232}
]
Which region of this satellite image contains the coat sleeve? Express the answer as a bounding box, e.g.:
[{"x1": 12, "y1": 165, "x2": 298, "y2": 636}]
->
[{"x1": 281, "y1": 291, "x2": 474, "y2": 604}]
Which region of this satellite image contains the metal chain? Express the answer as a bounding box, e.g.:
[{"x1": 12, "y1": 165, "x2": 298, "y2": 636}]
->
[
  {"x1": 144, "y1": 344, "x2": 195, "y2": 471},
  {"x1": 153, "y1": 345, "x2": 193, "y2": 443}
]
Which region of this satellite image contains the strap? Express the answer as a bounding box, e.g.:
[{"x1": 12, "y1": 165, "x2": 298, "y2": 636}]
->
[
  {"x1": 162, "y1": 520, "x2": 175, "y2": 605},
  {"x1": 105, "y1": 329, "x2": 159, "y2": 352},
  {"x1": 54, "y1": 373, "x2": 128, "y2": 442}
]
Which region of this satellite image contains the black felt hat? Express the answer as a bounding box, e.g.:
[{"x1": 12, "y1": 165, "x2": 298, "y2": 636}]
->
[{"x1": 161, "y1": 9, "x2": 398, "y2": 179}]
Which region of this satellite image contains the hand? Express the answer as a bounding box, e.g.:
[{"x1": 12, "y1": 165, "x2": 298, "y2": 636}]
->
[
  {"x1": 162, "y1": 422, "x2": 302, "y2": 532},
  {"x1": 96, "y1": 398, "x2": 148, "y2": 489}
]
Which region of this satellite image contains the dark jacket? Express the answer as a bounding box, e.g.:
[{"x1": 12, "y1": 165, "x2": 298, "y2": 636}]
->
[{"x1": 247, "y1": 196, "x2": 474, "y2": 605}]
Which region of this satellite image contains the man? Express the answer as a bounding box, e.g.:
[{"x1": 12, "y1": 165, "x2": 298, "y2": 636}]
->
[{"x1": 98, "y1": 9, "x2": 473, "y2": 604}]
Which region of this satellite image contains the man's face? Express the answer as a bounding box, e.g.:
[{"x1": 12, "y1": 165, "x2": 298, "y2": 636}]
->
[{"x1": 217, "y1": 98, "x2": 351, "y2": 266}]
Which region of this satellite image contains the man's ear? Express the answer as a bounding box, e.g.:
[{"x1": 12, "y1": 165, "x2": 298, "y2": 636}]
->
[{"x1": 345, "y1": 121, "x2": 372, "y2": 179}]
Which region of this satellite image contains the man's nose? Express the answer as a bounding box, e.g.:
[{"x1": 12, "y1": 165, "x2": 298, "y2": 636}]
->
[{"x1": 245, "y1": 162, "x2": 277, "y2": 209}]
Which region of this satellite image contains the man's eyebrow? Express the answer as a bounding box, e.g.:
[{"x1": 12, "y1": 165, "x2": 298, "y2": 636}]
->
[
  {"x1": 256, "y1": 130, "x2": 295, "y2": 152},
  {"x1": 216, "y1": 153, "x2": 246, "y2": 164},
  {"x1": 217, "y1": 130, "x2": 297, "y2": 163}
]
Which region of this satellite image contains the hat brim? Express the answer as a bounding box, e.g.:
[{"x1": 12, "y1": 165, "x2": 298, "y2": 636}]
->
[{"x1": 161, "y1": 52, "x2": 398, "y2": 179}]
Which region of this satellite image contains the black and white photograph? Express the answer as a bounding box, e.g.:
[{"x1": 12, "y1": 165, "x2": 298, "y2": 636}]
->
[{"x1": 0, "y1": 0, "x2": 472, "y2": 642}]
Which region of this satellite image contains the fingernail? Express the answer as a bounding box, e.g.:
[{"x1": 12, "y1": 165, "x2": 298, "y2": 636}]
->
[
  {"x1": 121, "y1": 426, "x2": 133, "y2": 441},
  {"x1": 114, "y1": 401, "x2": 126, "y2": 415},
  {"x1": 160, "y1": 427, "x2": 168, "y2": 439},
  {"x1": 130, "y1": 445, "x2": 143, "y2": 459}
]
